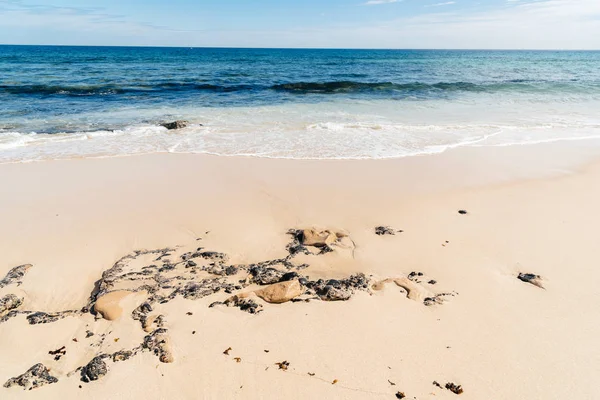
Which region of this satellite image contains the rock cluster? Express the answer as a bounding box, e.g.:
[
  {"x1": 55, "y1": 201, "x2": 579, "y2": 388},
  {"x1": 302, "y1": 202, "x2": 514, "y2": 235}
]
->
[{"x1": 3, "y1": 364, "x2": 58, "y2": 390}]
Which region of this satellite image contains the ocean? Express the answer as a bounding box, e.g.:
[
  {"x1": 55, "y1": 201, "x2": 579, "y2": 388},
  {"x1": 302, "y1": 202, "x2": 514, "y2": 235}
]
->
[{"x1": 1, "y1": 45, "x2": 600, "y2": 162}]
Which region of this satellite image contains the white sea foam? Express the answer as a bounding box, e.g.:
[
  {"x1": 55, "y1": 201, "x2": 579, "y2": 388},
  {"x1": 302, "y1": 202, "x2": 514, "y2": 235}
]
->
[{"x1": 2, "y1": 98, "x2": 600, "y2": 163}]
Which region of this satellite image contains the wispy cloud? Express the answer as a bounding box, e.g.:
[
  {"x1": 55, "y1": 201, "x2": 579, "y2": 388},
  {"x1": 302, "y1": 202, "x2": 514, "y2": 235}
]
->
[
  {"x1": 425, "y1": 1, "x2": 456, "y2": 7},
  {"x1": 364, "y1": 0, "x2": 401, "y2": 5}
]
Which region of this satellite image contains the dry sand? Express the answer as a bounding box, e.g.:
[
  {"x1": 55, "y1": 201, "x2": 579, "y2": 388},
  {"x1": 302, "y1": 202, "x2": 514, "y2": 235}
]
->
[{"x1": 1, "y1": 141, "x2": 599, "y2": 399}]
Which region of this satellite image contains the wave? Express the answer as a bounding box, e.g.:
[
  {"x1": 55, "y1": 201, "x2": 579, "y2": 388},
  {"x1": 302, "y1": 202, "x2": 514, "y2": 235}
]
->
[{"x1": 2, "y1": 80, "x2": 598, "y2": 97}]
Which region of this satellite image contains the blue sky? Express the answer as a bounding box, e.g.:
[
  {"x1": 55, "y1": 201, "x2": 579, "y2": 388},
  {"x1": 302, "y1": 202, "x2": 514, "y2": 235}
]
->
[{"x1": 0, "y1": 0, "x2": 599, "y2": 49}]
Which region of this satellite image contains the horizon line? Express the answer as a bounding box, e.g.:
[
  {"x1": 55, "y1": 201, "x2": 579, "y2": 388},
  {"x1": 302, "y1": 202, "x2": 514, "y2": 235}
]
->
[{"x1": 1, "y1": 44, "x2": 599, "y2": 52}]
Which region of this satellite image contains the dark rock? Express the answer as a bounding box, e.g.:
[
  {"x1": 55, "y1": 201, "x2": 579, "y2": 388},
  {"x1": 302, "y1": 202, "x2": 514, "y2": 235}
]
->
[
  {"x1": 0, "y1": 264, "x2": 32, "y2": 289},
  {"x1": 234, "y1": 297, "x2": 263, "y2": 314},
  {"x1": 287, "y1": 244, "x2": 309, "y2": 256},
  {"x1": 517, "y1": 273, "x2": 544, "y2": 289},
  {"x1": 0, "y1": 294, "x2": 23, "y2": 315},
  {"x1": 375, "y1": 226, "x2": 396, "y2": 236},
  {"x1": 197, "y1": 251, "x2": 229, "y2": 261},
  {"x1": 225, "y1": 266, "x2": 239, "y2": 276},
  {"x1": 250, "y1": 266, "x2": 285, "y2": 285},
  {"x1": 3, "y1": 363, "x2": 58, "y2": 390},
  {"x1": 306, "y1": 274, "x2": 369, "y2": 301},
  {"x1": 86, "y1": 330, "x2": 95, "y2": 338},
  {"x1": 81, "y1": 356, "x2": 108, "y2": 382},
  {"x1": 280, "y1": 272, "x2": 299, "y2": 282},
  {"x1": 458, "y1": 210, "x2": 468, "y2": 215},
  {"x1": 49, "y1": 346, "x2": 66, "y2": 361},
  {"x1": 27, "y1": 312, "x2": 61, "y2": 325},
  {"x1": 445, "y1": 382, "x2": 464, "y2": 394},
  {"x1": 161, "y1": 120, "x2": 189, "y2": 130},
  {"x1": 317, "y1": 285, "x2": 352, "y2": 301},
  {"x1": 433, "y1": 381, "x2": 443, "y2": 389},
  {"x1": 428, "y1": 280, "x2": 437, "y2": 285},
  {"x1": 395, "y1": 392, "x2": 406, "y2": 399},
  {"x1": 142, "y1": 329, "x2": 174, "y2": 363}
]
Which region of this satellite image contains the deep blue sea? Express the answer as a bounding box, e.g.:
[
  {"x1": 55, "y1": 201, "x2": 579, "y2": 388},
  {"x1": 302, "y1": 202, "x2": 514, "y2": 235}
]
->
[{"x1": 1, "y1": 45, "x2": 600, "y2": 162}]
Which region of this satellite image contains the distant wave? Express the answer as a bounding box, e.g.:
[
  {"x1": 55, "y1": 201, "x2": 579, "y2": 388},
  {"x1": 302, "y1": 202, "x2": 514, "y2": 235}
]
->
[{"x1": 2, "y1": 80, "x2": 597, "y2": 97}]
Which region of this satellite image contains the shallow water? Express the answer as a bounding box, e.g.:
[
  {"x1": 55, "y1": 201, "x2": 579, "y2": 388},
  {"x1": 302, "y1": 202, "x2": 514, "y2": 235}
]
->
[{"x1": 1, "y1": 46, "x2": 600, "y2": 162}]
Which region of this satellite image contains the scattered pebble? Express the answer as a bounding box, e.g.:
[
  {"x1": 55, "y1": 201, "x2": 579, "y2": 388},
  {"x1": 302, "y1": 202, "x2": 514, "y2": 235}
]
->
[
  {"x1": 332, "y1": 379, "x2": 338, "y2": 385},
  {"x1": 234, "y1": 357, "x2": 241, "y2": 363},
  {"x1": 395, "y1": 392, "x2": 406, "y2": 399},
  {"x1": 458, "y1": 210, "x2": 468, "y2": 215},
  {"x1": 276, "y1": 361, "x2": 290, "y2": 371},
  {"x1": 223, "y1": 347, "x2": 232, "y2": 355},
  {"x1": 445, "y1": 382, "x2": 464, "y2": 395}
]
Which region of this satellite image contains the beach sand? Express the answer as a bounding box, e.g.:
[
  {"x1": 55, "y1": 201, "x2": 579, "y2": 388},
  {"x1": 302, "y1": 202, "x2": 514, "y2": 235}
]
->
[{"x1": 1, "y1": 141, "x2": 599, "y2": 399}]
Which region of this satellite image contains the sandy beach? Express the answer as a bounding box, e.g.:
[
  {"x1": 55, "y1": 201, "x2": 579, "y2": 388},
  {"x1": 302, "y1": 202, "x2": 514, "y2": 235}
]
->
[{"x1": 1, "y1": 141, "x2": 600, "y2": 400}]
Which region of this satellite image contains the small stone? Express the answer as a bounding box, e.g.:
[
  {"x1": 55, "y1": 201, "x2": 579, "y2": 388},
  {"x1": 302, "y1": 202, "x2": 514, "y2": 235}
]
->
[
  {"x1": 160, "y1": 120, "x2": 189, "y2": 130},
  {"x1": 375, "y1": 226, "x2": 396, "y2": 236},
  {"x1": 81, "y1": 357, "x2": 108, "y2": 383},
  {"x1": 395, "y1": 392, "x2": 406, "y2": 399},
  {"x1": 276, "y1": 361, "x2": 290, "y2": 370},
  {"x1": 518, "y1": 273, "x2": 545, "y2": 289},
  {"x1": 458, "y1": 210, "x2": 468, "y2": 215},
  {"x1": 445, "y1": 382, "x2": 464, "y2": 395}
]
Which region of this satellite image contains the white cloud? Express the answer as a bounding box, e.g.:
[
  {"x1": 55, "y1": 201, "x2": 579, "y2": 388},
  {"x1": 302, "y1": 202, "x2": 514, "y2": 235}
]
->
[{"x1": 425, "y1": 1, "x2": 456, "y2": 7}]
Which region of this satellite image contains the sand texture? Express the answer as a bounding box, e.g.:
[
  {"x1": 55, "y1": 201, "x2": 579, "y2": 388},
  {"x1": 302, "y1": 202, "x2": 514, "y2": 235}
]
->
[{"x1": 1, "y1": 143, "x2": 599, "y2": 399}]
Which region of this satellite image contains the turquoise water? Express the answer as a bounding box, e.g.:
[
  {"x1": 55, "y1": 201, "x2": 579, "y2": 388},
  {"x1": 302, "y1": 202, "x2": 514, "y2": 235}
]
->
[{"x1": 1, "y1": 46, "x2": 600, "y2": 161}]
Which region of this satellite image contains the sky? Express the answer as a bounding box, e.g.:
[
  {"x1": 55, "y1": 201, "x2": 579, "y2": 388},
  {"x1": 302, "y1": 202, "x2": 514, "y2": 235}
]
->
[{"x1": 0, "y1": 0, "x2": 599, "y2": 49}]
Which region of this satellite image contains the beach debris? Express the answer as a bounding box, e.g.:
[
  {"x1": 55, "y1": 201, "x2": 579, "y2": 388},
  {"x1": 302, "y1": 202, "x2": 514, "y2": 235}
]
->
[
  {"x1": 0, "y1": 264, "x2": 32, "y2": 289},
  {"x1": 276, "y1": 361, "x2": 290, "y2": 371},
  {"x1": 428, "y1": 280, "x2": 437, "y2": 285},
  {"x1": 143, "y1": 329, "x2": 174, "y2": 363},
  {"x1": 517, "y1": 273, "x2": 545, "y2": 289},
  {"x1": 223, "y1": 347, "x2": 232, "y2": 355},
  {"x1": 395, "y1": 392, "x2": 406, "y2": 399},
  {"x1": 81, "y1": 356, "x2": 108, "y2": 383},
  {"x1": 49, "y1": 346, "x2": 67, "y2": 361},
  {"x1": 458, "y1": 210, "x2": 468, "y2": 215},
  {"x1": 375, "y1": 226, "x2": 398, "y2": 236},
  {"x1": 308, "y1": 372, "x2": 315, "y2": 376},
  {"x1": 3, "y1": 363, "x2": 58, "y2": 390},
  {"x1": 0, "y1": 294, "x2": 23, "y2": 315},
  {"x1": 433, "y1": 381, "x2": 443, "y2": 389},
  {"x1": 186, "y1": 312, "x2": 193, "y2": 316},
  {"x1": 332, "y1": 379, "x2": 338, "y2": 385},
  {"x1": 160, "y1": 120, "x2": 189, "y2": 130},
  {"x1": 234, "y1": 357, "x2": 242, "y2": 363},
  {"x1": 445, "y1": 382, "x2": 464, "y2": 395},
  {"x1": 388, "y1": 380, "x2": 396, "y2": 386}
]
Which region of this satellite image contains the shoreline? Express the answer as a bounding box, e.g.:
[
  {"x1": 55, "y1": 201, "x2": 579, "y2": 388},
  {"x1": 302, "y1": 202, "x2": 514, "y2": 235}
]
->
[{"x1": 1, "y1": 142, "x2": 599, "y2": 399}]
